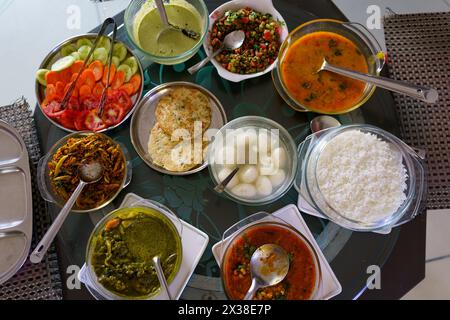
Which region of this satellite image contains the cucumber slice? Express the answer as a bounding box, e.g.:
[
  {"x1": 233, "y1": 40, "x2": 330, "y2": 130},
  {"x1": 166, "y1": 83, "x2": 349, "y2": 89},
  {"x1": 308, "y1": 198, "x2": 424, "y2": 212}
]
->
[
  {"x1": 98, "y1": 36, "x2": 111, "y2": 53},
  {"x1": 112, "y1": 56, "x2": 121, "y2": 68},
  {"x1": 76, "y1": 38, "x2": 93, "y2": 49},
  {"x1": 78, "y1": 45, "x2": 92, "y2": 60},
  {"x1": 70, "y1": 51, "x2": 81, "y2": 60},
  {"x1": 93, "y1": 47, "x2": 108, "y2": 65},
  {"x1": 36, "y1": 69, "x2": 49, "y2": 86},
  {"x1": 113, "y1": 43, "x2": 127, "y2": 62},
  {"x1": 60, "y1": 44, "x2": 76, "y2": 57},
  {"x1": 51, "y1": 56, "x2": 75, "y2": 72},
  {"x1": 123, "y1": 56, "x2": 138, "y2": 75},
  {"x1": 118, "y1": 64, "x2": 133, "y2": 82}
]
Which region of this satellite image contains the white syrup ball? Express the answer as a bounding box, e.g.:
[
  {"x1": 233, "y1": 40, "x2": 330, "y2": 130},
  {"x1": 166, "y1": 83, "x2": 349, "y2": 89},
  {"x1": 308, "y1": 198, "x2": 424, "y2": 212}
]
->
[
  {"x1": 231, "y1": 184, "x2": 257, "y2": 199},
  {"x1": 255, "y1": 176, "x2": 273, "y2": 197},
  {"x1": 238, "y1": 165, "x2": 259, "y2": 184}
]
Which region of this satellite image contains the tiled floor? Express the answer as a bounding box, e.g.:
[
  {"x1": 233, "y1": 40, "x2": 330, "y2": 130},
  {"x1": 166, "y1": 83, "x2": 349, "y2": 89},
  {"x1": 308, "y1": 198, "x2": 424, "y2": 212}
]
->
[
  {"x1": 333, "y1": 0, "x2": 450, "y2": 300},
  {"x1": 400, "y1": 209, "x2": 450, "y2": 300}
]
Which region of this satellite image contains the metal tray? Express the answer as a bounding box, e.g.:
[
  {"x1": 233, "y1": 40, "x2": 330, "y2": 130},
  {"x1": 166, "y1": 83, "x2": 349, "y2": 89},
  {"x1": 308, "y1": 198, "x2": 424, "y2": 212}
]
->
[
  {"x1": 35, "y1": 33, "x2": 144, "y2": 133},
  {"x1": 130, "y1": 81, "x2": 228, "y2": 176},
  {"x1": 0, "y1": 120, "x2": 33, "y2": 285}
]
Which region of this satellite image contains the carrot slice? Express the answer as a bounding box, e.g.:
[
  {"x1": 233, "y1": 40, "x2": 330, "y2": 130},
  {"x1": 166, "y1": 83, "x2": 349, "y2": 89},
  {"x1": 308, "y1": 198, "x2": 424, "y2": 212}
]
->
[
  {"x1": 102, "y1": 64, "x2": 116, "y2": 86},
  {"x1": 58, "y1": 68, "x2": 72, "y2": 84},
  {"x1": 92, "y1": 82, "x2": 105, "y2": 98},
  {"x1": 46, "y1": 84, "x2": 57, "y2": 97},
  {"x1": 71, "y1": 60, "x2": 84, "y2": 75},
  {"x1": 119, "y1": 83, "x2": 134, "y2": 96},
  {"x1": 45, "y1": 71, "x2": 61, "y2": 86},
  {"x1": 55, "y1": 81, "x2": 65, "y2": 97},
  {"x1": 111, "y1": 71, "x2": 125, "y2": 90},
  {"x1": 89, "y1": 60, "x2": 104, "y2": 82},
  {"x1": 129, "y1": 74, "x2": 142, "y2": 94},
  {"x1": 79, "y1": 69, "x2": 96, "y2": 89},
  {"x1": 79, "y1": 84, "x2": 92, "y2": 98}
]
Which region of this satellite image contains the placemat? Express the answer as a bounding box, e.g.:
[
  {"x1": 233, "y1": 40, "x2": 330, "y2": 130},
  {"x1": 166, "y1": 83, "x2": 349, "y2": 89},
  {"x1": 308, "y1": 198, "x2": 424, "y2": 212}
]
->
[
  {"x1": 0, "y1": 98, "x2": 63, "y2": 300},
  {"x1": 384, "y1": 12, "x2": 450, "y2": 210}
]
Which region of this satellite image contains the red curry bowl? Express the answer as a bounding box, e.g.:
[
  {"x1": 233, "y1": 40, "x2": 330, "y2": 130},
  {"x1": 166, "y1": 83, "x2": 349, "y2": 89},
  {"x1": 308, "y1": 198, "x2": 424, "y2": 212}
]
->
[{"x1": 221, "y1": 221, "x2": 322, "y2": 300}]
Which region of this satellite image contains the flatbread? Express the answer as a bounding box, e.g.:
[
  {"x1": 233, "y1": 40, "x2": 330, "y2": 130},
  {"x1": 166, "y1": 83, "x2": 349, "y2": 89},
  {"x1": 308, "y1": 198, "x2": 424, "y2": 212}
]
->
[
  {"x1": 155, "y1": 87, "x2": 211, "y2": 136},
  {"x1": 148, "y1": 123, "x2": 208, "y2": 172}
]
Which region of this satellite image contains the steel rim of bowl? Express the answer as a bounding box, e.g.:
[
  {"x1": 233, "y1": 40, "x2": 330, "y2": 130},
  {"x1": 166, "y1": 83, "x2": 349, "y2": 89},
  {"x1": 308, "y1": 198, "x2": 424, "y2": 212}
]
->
[
  {"x1": 44, "y1": 132, "x2": 128, "y2": 213},
  {"x1": 220, "y1": 221, "x2": 322, "y2": 300},
  {"x1": 203, "y1": 1, "x2": 289, "y2": 82},
  {"x1": 124, "y1": 0, "x2": 209, "y2": 64},
  {"x1": 85, "y1": 205, "x2": 183, "y2": 300},
  {"x1": 305, "y1": 124, "x2": 417, "y2": 231},
  {"x1": 207, "y1": 116, "x2": 298, "y2": 206},
  {"x1": 35, "y1": 33, "x2": 144, "y2": 133},
  {"x1": 275, "y1": 18, "x2": 384, "y2": 115},
  {"x1": 130, "y1": 81, "x2": 227, "y2": 176}
]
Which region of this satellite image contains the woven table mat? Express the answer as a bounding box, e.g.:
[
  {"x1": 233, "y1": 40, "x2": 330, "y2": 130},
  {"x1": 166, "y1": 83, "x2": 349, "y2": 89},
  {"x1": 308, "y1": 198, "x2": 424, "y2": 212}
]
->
[
  {"x1": 384, "y1": 12, "x2": 450, "y2": 210},
  {"x1": 0, "y1": 98, "x2": 62, "y2": 300}
]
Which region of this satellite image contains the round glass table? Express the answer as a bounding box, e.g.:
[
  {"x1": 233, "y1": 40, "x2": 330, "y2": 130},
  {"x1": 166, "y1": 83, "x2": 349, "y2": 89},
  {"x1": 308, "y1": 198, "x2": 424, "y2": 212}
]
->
[{"x1": 33, "y1": 0, "x2": 425, "y2": 300}]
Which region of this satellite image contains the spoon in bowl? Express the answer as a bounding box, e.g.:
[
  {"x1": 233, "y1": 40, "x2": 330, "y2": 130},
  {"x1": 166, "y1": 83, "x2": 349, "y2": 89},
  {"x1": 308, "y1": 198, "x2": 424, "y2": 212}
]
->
[
  {"x1": 155, "y1": 0, "x2": 200, "y2": 43},
  {"x1": 317, "y1": 59, "x2": 438, "y2": 103},
  {"x1": 188, "y1": 30, "x2": 245, "y2": 74},
  {"x1": 30, "y1": 160, "x2": 104, "y2": 264},
  {"x1": 243, "y1": 244, "x2": 290, "y2": 300},
  {"x1": 153, "y1": 255, "x2": 173, "y2": 300},
  {"x1": 214, "y1": 167, "x2": 240, "y2": 194}
]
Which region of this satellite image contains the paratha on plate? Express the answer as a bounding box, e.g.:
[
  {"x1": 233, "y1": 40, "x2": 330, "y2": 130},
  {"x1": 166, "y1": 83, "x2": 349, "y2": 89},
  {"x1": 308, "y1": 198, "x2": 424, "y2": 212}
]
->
[
  {"x1": 148, "y1": 122, "x2": 209, "y2": 172},
  {"x1": 155, "y1": 87, "x2": 211, "y2": 136}
]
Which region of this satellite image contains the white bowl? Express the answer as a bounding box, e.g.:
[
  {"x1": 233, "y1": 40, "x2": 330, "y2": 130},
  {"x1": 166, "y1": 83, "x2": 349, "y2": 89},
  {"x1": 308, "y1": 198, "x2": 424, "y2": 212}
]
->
[{"x1": 204, "y1": 0, "x2": 289, "y2": 82}]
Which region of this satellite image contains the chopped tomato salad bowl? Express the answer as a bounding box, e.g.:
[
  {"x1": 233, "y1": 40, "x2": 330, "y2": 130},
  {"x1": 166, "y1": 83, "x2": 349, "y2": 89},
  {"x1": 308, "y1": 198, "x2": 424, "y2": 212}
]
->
[{"x1": 35, "y1": 34, "x2": 144, "y2": 132}]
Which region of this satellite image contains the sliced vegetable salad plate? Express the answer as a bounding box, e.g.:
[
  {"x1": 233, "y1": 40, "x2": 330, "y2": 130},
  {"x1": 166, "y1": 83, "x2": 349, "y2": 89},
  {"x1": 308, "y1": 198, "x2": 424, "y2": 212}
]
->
[{"x1": 35, "y1": 34, "x2": 144, "y2": 133}]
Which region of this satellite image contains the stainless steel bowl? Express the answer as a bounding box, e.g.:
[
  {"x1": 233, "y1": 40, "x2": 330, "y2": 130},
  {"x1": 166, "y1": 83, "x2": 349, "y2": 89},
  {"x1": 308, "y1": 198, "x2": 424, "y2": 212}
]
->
[
  {"x1": 35, "y1": 33, "x2": 144, "y2": 133},
  {"x1": 130, "y1": 81, "x2": 227, "y2": 176}
]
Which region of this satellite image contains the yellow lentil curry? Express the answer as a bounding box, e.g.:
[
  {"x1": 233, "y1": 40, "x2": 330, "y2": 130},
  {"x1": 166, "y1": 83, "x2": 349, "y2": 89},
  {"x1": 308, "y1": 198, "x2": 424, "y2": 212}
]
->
[{"x1": 281, "y1": 31, "x2": 369, "y2": 113}]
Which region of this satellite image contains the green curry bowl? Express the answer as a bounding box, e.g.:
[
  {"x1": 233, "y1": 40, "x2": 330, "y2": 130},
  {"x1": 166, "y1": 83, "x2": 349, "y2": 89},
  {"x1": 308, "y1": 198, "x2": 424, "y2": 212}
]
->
[
  {"x1": 124, "y1": 0, "x2": 209, "y2": 65},
  {"x1": 85, "y1": 203, "x2": 183, "y2": 300}
]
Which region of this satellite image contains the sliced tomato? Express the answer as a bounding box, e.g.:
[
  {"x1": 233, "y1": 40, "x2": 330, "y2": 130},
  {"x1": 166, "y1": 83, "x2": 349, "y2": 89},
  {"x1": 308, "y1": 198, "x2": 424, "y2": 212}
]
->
[
  {"x1": 84, "y1": 109, "x2": 106, "y2": 132},
  {"x1": 111, "y1": 90, "x2": 132, "y2": 111},
  {"x1": 74, "y1": 111, "x2": 88, "y2": 131},
  {"x1": 81, "y1": 96, "x2": 100, "y2": 111},
  {"x1": 42, "y1": 100, "x2": 65, "y2": 119},
  {"x1": 102, "y1": 103, "x2": 125, "y2": 127},
  {"x1": 66, "y1": 97, "x2": 81, "y2": 111},
  {"x1": 58, "y1": 109, "x2": 76, "y2": 130}
]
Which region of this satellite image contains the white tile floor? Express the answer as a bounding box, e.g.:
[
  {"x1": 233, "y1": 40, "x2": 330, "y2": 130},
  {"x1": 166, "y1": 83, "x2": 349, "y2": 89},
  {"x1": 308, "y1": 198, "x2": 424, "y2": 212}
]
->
[{"x1": 0, "y1": 0, "x2": 449, "y2": 299}]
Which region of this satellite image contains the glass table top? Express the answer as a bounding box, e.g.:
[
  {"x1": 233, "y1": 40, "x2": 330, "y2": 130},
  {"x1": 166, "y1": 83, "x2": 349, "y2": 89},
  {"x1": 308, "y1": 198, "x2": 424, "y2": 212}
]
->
[{"x1": 33, "y1": 0, "x2": 409, "y2": 300}]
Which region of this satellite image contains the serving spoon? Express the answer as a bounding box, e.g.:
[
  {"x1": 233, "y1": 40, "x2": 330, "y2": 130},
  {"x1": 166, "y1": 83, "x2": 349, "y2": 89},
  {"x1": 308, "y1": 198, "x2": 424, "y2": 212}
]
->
[
  {"x1": 214, "y1": 167, "x2": 240, "y2": 194},
  {"x1": 317, "y1": 59, "x2": 439, "y2": 104},
  {"x1": 153, "y1": 255, "x2": 173, "y2": 300},
  {"x1": 30, "y1": 160, "x2": 104, "y2": 264},
  {"x1": 154, "y1": 0, "x2": 200, "y2": 43},
  {"x1": 243, "y1": 244, "x2": 290, "y2": 300},
  {"x1": 188, "y1": 30, "x2": 245, "y2": 74}
]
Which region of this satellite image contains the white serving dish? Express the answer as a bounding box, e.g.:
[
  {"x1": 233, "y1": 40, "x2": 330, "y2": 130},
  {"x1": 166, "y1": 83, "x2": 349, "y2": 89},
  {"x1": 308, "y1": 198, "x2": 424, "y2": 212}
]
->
[
  {"x1": 204, "y1": 0, "x2": 289, "y2": 82},
  {"x1": 78, "y1": 192, "x2": 209, "y2": 300}
]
